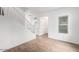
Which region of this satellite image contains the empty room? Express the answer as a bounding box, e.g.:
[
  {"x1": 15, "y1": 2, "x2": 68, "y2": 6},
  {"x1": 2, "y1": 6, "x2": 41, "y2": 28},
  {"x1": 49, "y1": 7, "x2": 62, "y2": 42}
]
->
[{"x1": 0, "y1": 7, "x2": 79, "y2": 52}]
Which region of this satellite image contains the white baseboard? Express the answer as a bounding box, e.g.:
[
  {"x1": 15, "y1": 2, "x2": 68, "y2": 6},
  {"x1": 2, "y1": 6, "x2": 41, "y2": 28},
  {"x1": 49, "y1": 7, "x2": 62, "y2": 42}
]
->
[{"x1": 48, "y1": 36, "x2": 79, "y2": 45}]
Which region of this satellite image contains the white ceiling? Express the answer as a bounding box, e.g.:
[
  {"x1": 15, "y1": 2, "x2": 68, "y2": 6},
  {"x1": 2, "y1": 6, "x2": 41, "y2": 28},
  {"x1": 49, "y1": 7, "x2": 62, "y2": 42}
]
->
[
  {"x1": 28, "y1": 7, "x2": 60, "y2": 13},
  {"x1": 20, "y1": 7, "x2": 60, "y2": 14}
]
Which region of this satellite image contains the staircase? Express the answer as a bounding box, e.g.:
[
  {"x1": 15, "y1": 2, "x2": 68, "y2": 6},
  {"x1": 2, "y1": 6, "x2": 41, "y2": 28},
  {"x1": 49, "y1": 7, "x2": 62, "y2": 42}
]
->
[{"x1": 0, "y1": 7, "x2": 36, "y2": 51}]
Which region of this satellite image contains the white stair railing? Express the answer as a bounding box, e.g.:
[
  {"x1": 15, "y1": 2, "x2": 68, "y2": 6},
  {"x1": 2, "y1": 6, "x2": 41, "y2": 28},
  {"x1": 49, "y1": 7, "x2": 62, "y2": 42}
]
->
[
  {"x1": 2, "y1": 7, "x2": 35, "y2": 33},
  {"x1": 3, "y1": 7, "x2": 40, "y2": 34}
]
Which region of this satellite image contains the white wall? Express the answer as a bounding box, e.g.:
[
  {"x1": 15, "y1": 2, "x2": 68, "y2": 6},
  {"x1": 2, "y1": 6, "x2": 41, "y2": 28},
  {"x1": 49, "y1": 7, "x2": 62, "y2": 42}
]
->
[
  {"x1": 0, "y1": 8, "x2": 36, "y2": 51},
  {"x1": 48, "y1": 7, "x2": 79, "y2": 44},
  {"x1": 39, "y1": 17, "x2": 48, "y2": 35}
]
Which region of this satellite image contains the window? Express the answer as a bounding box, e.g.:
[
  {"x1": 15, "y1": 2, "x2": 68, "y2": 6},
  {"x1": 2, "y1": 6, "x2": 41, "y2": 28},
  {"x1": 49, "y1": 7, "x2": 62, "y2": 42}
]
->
[{"x1": 58, "y1": 16, "x2": 68, "y2": 33}]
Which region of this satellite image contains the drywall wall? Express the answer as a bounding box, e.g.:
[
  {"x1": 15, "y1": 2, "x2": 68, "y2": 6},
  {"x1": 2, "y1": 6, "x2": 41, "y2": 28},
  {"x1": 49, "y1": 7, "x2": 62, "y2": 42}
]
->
[
  {"x1": 48, "y1": 7, "x2": 79, "y2": 44},
  {"x1": 39, "y1": 17, "x2": 48, "y2": 35},
  {"x1": 0, "y1": 8, "x2": 36, "y2": 51}
]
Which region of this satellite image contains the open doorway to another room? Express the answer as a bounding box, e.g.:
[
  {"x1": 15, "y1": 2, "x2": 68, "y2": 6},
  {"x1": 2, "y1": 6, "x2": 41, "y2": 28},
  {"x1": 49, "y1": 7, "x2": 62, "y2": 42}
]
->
[{"x1": 36, "y1": 16, "x2": 48, "y2": 39}]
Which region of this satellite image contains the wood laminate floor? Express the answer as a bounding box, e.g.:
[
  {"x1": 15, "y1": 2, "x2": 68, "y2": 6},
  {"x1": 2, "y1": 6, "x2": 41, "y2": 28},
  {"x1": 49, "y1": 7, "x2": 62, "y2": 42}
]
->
[{"x1": 5, "y1": 34, "x2": 79, "y2": 52}]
